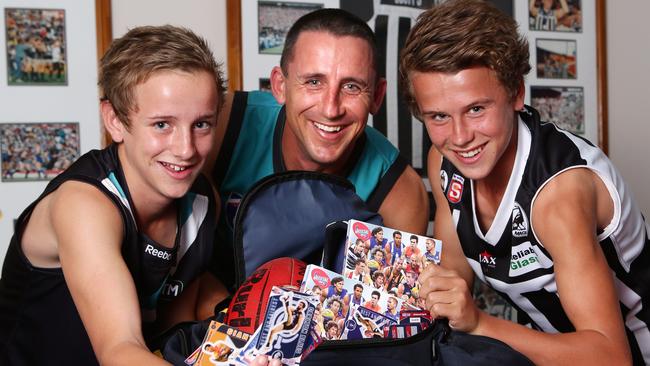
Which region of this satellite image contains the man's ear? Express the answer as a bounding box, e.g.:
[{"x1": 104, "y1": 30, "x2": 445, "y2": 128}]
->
[
  {"x1": 100, "y1": 101, "x2": 126, "y2": 143},
  {"x1": 270, "y1": 66, "x2": 286, "y2": 105},
  {"x1": 370, "y1": 77, "x2": 387, "y2": 115}
]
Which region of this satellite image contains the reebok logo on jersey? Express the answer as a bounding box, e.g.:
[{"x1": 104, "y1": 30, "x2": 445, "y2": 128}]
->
[
  {"x1": 447, "y1": 174, "x2": 464, "y2": 204},
  {"x1": 511, "y1": 202, "x2": 529, "y2": 238},
  {"x1": 509, "y1": 241, "x2": 553, "y2": 277},
  {"x1": 479, "y1": 250, "x2": 496, "y2": 267},
  {"x1": 145, "y1": 244, "x2": 172, "y2": 261}
]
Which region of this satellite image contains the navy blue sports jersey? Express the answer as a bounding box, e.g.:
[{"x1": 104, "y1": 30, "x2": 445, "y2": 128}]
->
[{"x1": 0, "y1": 144, "x2": 216, "y2": 365}]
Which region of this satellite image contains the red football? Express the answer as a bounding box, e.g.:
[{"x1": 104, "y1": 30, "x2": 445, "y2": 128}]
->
[{"x1": 224, "y1": 257, "x2": 306, "y2": 334}]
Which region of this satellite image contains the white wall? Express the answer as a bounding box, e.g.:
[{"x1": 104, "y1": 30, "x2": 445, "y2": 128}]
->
[
  {"x1": 0, "y1": 0, "x2": 101, "y2": 265},
  {"x1": 607, "y1": 2, "x2": 650, "y2": 217},
  {"x1": 111, "y1": 0, "x2": 228, "y2": 75}
]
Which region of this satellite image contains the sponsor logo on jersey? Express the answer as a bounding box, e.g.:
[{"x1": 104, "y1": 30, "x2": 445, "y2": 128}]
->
[
  {"x1": 225, "y1": 192, "x2": 243, "y2": 230},
  {"x1": 447, "y1": 174, "x2": 464, "y2": 204},
  {"x1": 509, "y1": 241, "x2": 553, "y2": 277},
  {"x1": 439, "y1": 170, "x2": 449, "y2": 192},
  {"x1": 479, "y1": 250, "x2": 496, "y2": 267},
  {"x1": 511, "y1": 202, "x2": 529, "y2": 238},
  {"x1": 144, "y1": 244, "x2": 173, "y2": 261},
  {"x1": 162, "y1": 280, "x2": 184, "y2": 297}
]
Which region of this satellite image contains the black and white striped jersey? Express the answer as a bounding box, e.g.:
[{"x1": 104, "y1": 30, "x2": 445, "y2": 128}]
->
[{"x1": 440, "y1": 106, "x2": 650, "y2": 364}]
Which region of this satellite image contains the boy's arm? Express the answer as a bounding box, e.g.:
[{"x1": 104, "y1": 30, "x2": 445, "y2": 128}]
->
[
  {"x1": 379, "y1": 165, "x2": 429, "y2": 235},
  {"x1": 420, "y1": 158, "x2": 632, "y2": 365},
  {"x1": 52, "y1": 181, "x2": 169, "y2": 365}
]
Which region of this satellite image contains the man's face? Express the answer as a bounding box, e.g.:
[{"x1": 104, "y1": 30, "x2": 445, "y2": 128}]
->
[
  {"x1": 111, "y1": 70, "x2": 218, "y2": 204},
  {"x1": 375, "y1": 231, "x2": 384, "y2": 242},
  {"x1": 374, "y1": 275, "x2": 384, "y2": 286},
  {"x1": 426, "y1": 239, "x2": 435, "y2": 252},
  {"x1": 271, "y1": 31, "x2": 386, "y2": 174},
  {"x1": 387, "y1": 297, "x2": 396, "y2": 310},
  {"x1": 410, "y1": 238, "x2": 418, "y2": 248},
  {"x1": 410, "y1": 67, "x2": 523, "y2": 181},
  {"x1": 393, "y1": 234, "x2": 402, "y2": 244},
  {"x1": 330, "y1": 301, "x2": 341, "y2": 313},
  {"x1": 371, "y1": 294, "x2": 379, "y2": 305},
  {"x1": 354, "y1": 286, "x2": 363, "y2": 299},
  {"x1": 335, "y1": 281, "x2": 344, "y2": 291},
  {"x1": 374, "y1": 250, "x2": 384, "y2": 261},
  {"x1": 357, "y1": 262, "x2": 367, "y2": 274}
]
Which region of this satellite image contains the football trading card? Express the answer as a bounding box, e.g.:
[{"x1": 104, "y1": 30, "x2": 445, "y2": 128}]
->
[
  {"x1": 233, "y1": 287, "x2": 319, "y2": 365},
  {"x1": 385, "y1": 324, "x2": 422, "y2": 339},
  {"x1": 340, "y1": 305, "x2": 396, "y2": 340},
  {"x1": 343, "y1": 219, "x2": 443, "y2": 307},
  {"x1": 194, "y1": 321, "x2": 252, "y2": 365},
  {"x1": 300, "y1": 264, "x2": 411, "y2": 338}
]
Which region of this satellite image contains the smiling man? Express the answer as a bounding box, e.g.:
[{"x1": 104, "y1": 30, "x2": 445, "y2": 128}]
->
[
  {"x1": 209, "y1": 8, "x2": 428, "y2": 291},
  {"x1": 400, "y1": 1, "x2": 650, "y2": 365},
  {"x1": 0, "y1": 26, "x2": 225, "y2": 365}
]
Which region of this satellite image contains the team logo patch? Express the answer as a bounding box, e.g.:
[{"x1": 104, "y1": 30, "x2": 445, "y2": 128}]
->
[
  {"x1": 509, "y1": 241, "x2": 553, "y2": 277},
  {"x1": 446, "y1": 174, "x2": 464, "y2": 204},
  {"x1": 225, "y1": 192, "x2": 243, "y2": 230},
  {"x1": 439, "y1": 170, "x2": 449, "y2": 192},
  {"x1": 478, "y1": 250, "x2": 496, "y2": 267},
  {"x1": 511, "y1": 202, "x2": 529, "y2": 238},
  {"x1": 162, "y1": 280, "x2": 184, "y2": 298}
]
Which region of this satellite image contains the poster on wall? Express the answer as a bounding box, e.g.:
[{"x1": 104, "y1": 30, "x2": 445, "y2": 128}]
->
[
  {"x1": 258, "y1": 1, "x2": 323, "y2": 55},
  {"x1": 529, "y1": 0, "x2": 582, "y2": 32},
  {"x1": 535, "y1": 38, "x2": 577, "y2": 79},
  {"x1": 531, "y1": 86, "x2": 584, "y2": 134},
  {"x1": 0, "y1": 122, "x2": 79, "y2": 182},
  {"x1": 4, "y1": 8, "x2": 67, "y2": 85}
]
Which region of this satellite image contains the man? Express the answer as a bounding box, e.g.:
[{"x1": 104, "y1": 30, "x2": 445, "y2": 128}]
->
[
  {"x1": 345, "y1": 283, "x2": 366, "y2": 308},
  {"x1": 404, "y1": 234, "x2": 421, "y2": 258},
  {"x1": 347, "y1": 258, "x2": 371, "y2": 284},
  {"x1": 209, "y1": 8, "x2": 428, "y2": 290},
  {"x1": 326, "y1": 276, "x2": 348, "y2": 300},
  {"x1": 262, "y1": 299, "x2": 307, "y2": 351},
  {"x1": 371, "y1": 270, "x2": 386, "y2": 290},
  {"x1": 384, "y1": 296, "x2": 399, "y2": 321},
  {"x1": 384, "y1": 230, "x2": 403, "y2": 265},
  {"x1": 0, "y1": 26, "x2": 226, "y2": 365},
  {"x1": 368, "y1": 227, "x2": 387, "y2": 252},
  {"x1": 400, "y1": 1, "x2": 650, "y2": 364},
  {"x1": 529, "y1": 0, "x2": 569, "y2": 31},
  {"x1": 346, "y1": 238, "x2": 368, "y2": 270},
  {"x1": 363, "y1": 290, "x2": 382, "y2": 313},
  {"x1": 423, "y1": 238, "x2": 440, "y2": 264}
]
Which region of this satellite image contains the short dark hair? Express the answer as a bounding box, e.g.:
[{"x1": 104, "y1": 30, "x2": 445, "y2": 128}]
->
[
  {"x1": 332, "y1": 277, "x2": 344, "y2": 285},
  {"x1": 372, "y1": 227, "x2": 384, "y2": 236},
  {"x1": 280, "y1": 8, "x2": 380, "y2": 81},
  {"x1": 393, "y1": 231, "x2": 402, "y2": 238}
]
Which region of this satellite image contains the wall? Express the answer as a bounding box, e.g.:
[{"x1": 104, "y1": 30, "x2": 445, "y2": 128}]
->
[
  {"x1": 607, "y1": 2, "x2": 650, "y2": 217},
  {"x1": 111, "y1": 0, "x2": 228, "y2": 73},
  {"x1": 0, "y1": 0, "x2": 101, "y2": 264}
]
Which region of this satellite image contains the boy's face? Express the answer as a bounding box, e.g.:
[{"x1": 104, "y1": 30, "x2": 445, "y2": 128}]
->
[
  {"x1": 410, "y1": 67, "x2": 523, "y2": 182},
  {"x1": 113, "y1": 70, "x2": 218, "y2": 202},
  {"x1": 272, "y1": 31, "x2": 386, "y2": 173}
]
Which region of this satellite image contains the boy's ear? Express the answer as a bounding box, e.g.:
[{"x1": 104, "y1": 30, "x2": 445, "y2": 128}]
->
[{"x1": 100, "y1": 101, "x2": 126, "y2": 143}]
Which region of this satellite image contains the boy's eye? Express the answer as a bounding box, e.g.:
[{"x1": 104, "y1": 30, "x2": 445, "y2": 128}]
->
[{"x1": 154, "y1": 121, "x2": 169, "y2": 129}]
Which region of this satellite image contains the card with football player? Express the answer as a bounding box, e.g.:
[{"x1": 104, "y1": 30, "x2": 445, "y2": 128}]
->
[
  {"x1": 340, "y1": 305, "x2": 397, "y2": 340},
  {"x1": 343, "y1": 219, "x2": 442, "y2": 309},
  {"x1": 191, "y1": 321, "x2": 252, "y2": 365},
  {"x1": 231, "y1": 286, "x2": 319, "y2": 365}
]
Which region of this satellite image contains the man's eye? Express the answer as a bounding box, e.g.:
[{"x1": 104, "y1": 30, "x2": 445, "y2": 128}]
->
[
  {"x1": 306, "y1": 79, "x2": 320, "y2": 87},
  {"x1": 469, "y1": 106, "x2": 484, "y2": 114},
  {"x1": 342, "y1": 83, "x2": 361, "y2": 94}
]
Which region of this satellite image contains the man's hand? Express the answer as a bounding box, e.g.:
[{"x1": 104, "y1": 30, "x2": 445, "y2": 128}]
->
[{"x1": 418, "y1": 263, "x2": 480, "y2": 332}]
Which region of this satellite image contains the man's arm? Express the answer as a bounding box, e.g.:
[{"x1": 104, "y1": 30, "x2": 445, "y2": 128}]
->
[
  {"x1": 556, "y1": 0, "x2": 570, "y2": 19},
  {"x1": 379, "y1": 165, "x2": 429, "y2": 235},
  {"x1": 52, "y1": 181, "x2": 169, "y2": 365}
]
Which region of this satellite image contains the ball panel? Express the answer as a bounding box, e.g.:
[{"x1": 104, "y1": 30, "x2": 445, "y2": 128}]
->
[{"x1": 225, "y1": 257, "x2": 306, "y2": 333}]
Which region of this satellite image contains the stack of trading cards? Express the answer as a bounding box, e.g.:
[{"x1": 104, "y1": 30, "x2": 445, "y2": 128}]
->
[
  {"x1": 300, "y1": 264, "x2": 415, "y2": 340},
  {"x1": 383, "y1": 309, "x2": 433, "y2": 339},
  {"x1": 230, "y1": 286, "x2": 320, "y2": 366},
  {"x1": 343, "y1": 219, "x2": 442, "y2": 310}
]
